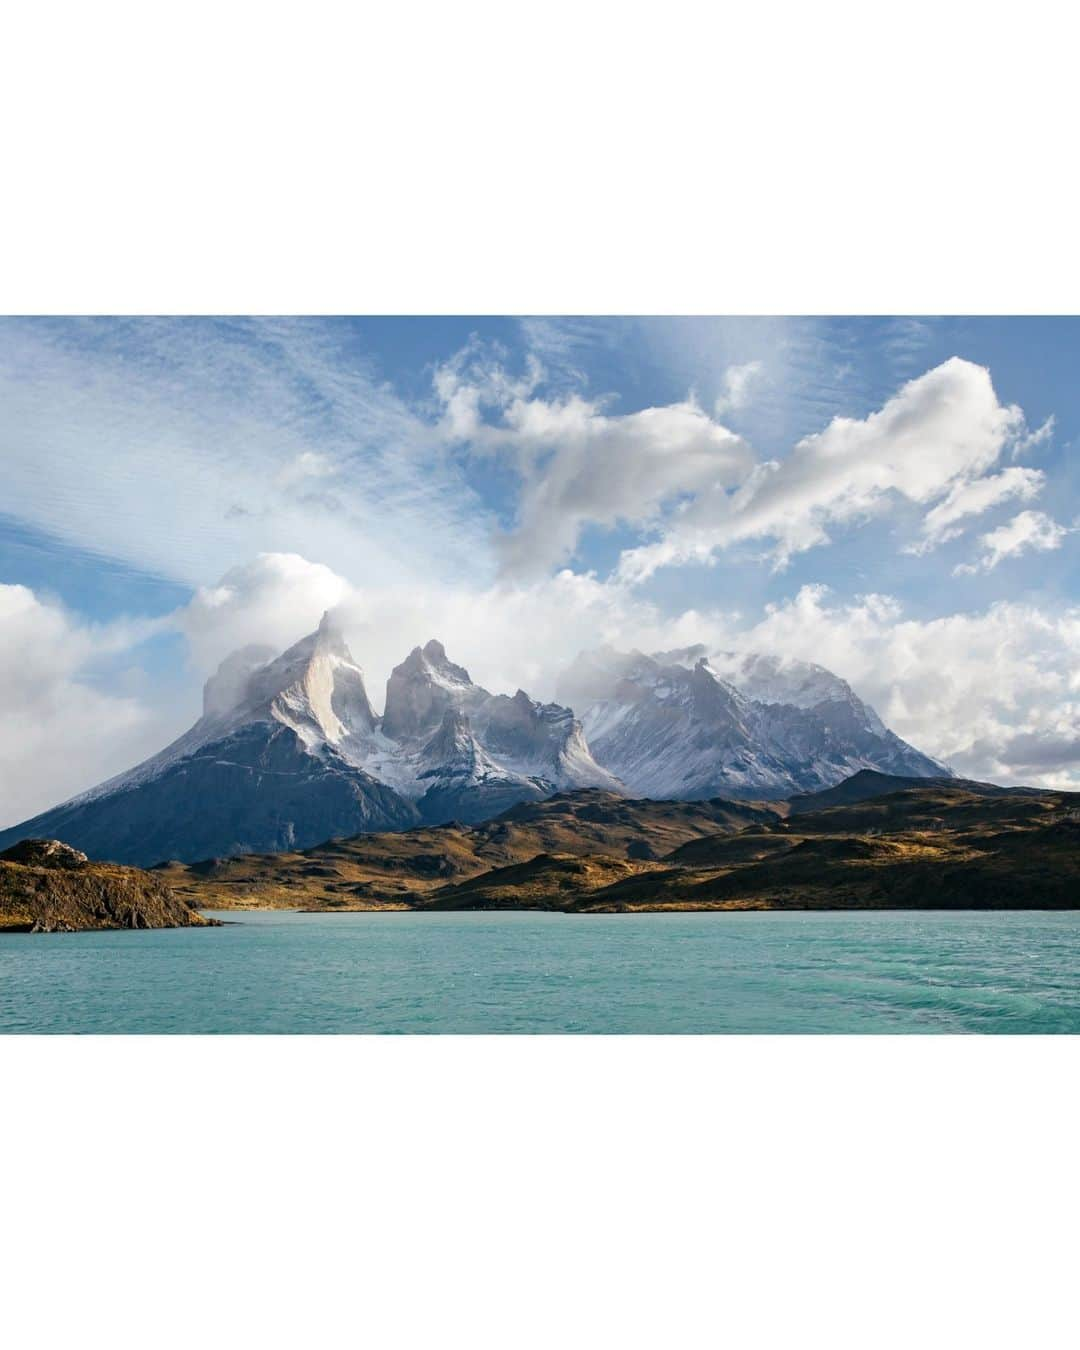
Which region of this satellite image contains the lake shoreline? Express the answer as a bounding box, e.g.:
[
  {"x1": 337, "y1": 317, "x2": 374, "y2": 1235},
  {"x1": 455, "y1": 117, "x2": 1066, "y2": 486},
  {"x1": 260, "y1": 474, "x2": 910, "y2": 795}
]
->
[{"x1": 5, "y1": 909, "x2": 1079, "y2": 1033}]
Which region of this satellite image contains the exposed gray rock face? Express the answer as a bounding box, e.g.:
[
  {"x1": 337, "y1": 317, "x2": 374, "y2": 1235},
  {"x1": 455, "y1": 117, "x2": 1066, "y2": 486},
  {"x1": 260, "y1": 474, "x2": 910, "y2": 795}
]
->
[
  {"x1": 378, "y1": 642, "x2": 619, "y2": 823},
  {"x1": 556, "y1": 646, "x2": 947, "y2": 800},
  {"x1": 414, "y1": 709, "x2": 548, "y2": 825},
  {"x1": 382, "y1": 640, "x2": 485, "y2": 741},
  {"x1": 0, "y1": 618, "x2": 419, "y2": 866},
  {"x1": 473, "y1": 690, "x2": 622, "y2": 792},
  {"x1": 0, "y1": 624, "x2": 614, "y2": 863}
]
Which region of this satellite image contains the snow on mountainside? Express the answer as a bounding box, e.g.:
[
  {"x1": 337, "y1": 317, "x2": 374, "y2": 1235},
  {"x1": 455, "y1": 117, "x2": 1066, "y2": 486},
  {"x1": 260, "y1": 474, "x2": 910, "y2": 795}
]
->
[
  {"x1": 0, "y1": 615, "x2": 420, "y2": 865},
  {"x1": 556, "y1": 645, "x2": 947, "y2": 801},
  {"x1": 707, "y1": 650, "x2": 888, "y2": 734},
  {"x1": 0, "y1": 619, "x2": 616, "y2": 862},
  {"x1": 0, "y1": 617, "x2": 948, "y2": 867},
  {"x1": 367, "y1": 641, "x2": 620, "y2": 822},
  {"x1": 63, "y1": 613, "x2": 379, "y2": 807},
  {"x1": 412, "y1": 709, "x2": 549, "y2": 825}
]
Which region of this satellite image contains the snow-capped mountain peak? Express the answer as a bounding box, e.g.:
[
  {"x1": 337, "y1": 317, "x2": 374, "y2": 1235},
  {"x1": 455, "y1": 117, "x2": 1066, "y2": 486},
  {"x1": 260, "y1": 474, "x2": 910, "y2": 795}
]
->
[
  {"x1": 558, "y1": 643, "x2": 947, "y2": 800},
  {"x1": 473, "y1": 688, "x2": 622, "y2": 792},
  {"x1": 381, "y1": 638, "x2": 481, "y2": 741},
  {"x1": 239, "y1": 611, "x2": 378, "y2": 749},
  {"x1": 75, "y1": 612, "x2": 380, "y2": 803},
  {"x1": 710, "y1": 650, "x2": 852, "y2": 708},
  {"x1": 376, "y1": 638, "x2": 618, "y2": 809}
]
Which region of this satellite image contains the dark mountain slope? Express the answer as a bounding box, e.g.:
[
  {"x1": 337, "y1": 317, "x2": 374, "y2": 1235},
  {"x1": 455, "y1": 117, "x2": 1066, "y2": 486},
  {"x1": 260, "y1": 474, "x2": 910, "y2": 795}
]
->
[{"x1": 0, "y1": 722, "x2": 419, "y2": 867}]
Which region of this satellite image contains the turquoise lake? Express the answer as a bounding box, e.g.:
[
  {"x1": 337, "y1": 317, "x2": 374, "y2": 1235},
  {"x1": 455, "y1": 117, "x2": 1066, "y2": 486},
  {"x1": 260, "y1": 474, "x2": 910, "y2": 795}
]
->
[{"x1": 2, "y1": 910, "x2": 1079, "y2": 1033}]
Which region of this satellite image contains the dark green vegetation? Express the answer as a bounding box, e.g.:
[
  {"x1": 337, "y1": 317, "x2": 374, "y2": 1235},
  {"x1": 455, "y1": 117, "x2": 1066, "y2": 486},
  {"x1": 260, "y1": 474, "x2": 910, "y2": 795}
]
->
[
  {"x1": 157, "y1": 772, "x2": 1080, "y2": 914},
  {"x1": 0, "y1": 839, "x2": 217, "y2": 932}
]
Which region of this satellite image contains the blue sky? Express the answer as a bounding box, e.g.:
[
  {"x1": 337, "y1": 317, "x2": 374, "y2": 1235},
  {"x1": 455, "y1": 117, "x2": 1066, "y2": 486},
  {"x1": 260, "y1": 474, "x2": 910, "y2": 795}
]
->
[
  {"x1": 2, "y1": 318, "x2": 1069, "y2": 618},
  {"x1": 4, "y1": 316, "x2": 1074, "y2": 621},
  {"x1": 1, "y1": 315, "x2": 1078, "y2": 822}
]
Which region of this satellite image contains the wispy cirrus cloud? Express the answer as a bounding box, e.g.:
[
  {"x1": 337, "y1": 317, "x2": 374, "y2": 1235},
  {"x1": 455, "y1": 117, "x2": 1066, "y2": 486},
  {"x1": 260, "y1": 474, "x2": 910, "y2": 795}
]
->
[
  {"x1": 8, "y1": 321, "x2": 1059, "y2": 601},
  {"x1": 713, "y1": 360, "x2": 764, "y2": 416},
  {"x1": 0, "y1": 317, "x2": 496, "y2": 592},
  {"x1": 1011, "y1": 414, "x2": 1056, "y2": 458}
]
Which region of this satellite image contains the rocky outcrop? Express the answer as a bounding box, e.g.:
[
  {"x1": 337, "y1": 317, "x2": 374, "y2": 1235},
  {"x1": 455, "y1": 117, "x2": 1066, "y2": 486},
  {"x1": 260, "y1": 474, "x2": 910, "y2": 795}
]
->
[
  {"x1": 0, "y1": 839, "x2": 216, "y2": 931},
  {"x1": 382, "y1": 640, "x2": 482, "y2": 741},
  {"x1": 1, "y1": 838, "x2": 89, "y2": 869}
]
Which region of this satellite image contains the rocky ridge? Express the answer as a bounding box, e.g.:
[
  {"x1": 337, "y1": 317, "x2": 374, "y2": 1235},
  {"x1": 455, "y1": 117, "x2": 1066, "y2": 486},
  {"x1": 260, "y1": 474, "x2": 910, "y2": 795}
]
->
[{"x1": 0, "y1": 838, "x2": 216, "y2": 932}]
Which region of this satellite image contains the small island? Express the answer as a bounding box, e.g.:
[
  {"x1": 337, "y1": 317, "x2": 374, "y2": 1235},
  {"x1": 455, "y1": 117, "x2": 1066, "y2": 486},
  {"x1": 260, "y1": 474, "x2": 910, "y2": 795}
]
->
[{"x1": 0, "y1": 838, "x2": 217, "y2": 933}]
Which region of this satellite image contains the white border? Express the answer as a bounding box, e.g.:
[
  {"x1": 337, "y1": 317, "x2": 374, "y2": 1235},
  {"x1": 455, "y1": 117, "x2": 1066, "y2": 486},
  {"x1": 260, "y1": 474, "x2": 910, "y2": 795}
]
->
[
  {"x1": 2, "y1": 1, "x2": 1078, "y2": 315},
  {"x1": 3, "y1": 1036, "x2": 1079, "y2": 1349},
  {"x1": 3, "y1": 2, "x2": 1079, "y2": 1344}
]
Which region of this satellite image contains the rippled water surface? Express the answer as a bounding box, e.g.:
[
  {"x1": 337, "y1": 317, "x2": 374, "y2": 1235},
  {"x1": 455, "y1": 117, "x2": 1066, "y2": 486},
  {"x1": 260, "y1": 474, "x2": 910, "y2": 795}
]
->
[{"x1": 2, "y1": 910, "x2": 1079, "y2": 1033}]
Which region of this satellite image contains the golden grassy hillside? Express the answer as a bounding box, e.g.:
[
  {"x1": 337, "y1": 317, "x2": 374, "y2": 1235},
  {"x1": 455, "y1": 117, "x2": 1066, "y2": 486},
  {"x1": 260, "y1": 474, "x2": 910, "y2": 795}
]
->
[
  {"x1": 155, "y1": 790, "x2": 780, "y2": 911},
  {"x1": 157, "y1": 780, "x2": 1080, "y2": 915}
]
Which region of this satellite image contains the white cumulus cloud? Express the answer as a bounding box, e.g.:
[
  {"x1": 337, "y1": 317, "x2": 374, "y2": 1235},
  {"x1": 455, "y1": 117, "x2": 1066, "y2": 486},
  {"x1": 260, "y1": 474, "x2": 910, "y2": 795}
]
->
[
  {"x1": 955, "y1": 509, "x2": 1069, "y2": 574},
  {"x1": 0, "y1": 586, "x2": 168, "y2": 825},
  {"x1": 180, "y1": 552, "x2": 353, "y2": 670},
  {"x1": 910, "y1": 465, "x2": 1046, "y2": 553},
  {"x1": 618, "y1": 357, "x2": 1027, "y2": 580},
  {"x1": 434, "y1": 342, "x2": 753, "y2": 578},
  {"x1": 731, "y1": 584, "x2": 1080, "y2": 789}
]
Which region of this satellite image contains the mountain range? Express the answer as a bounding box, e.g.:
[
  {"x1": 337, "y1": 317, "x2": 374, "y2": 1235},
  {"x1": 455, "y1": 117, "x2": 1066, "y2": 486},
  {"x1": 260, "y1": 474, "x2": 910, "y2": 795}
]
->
[
  {"x1": 557, "y1": 644, "x2": 944, "y2": 800},
  {"x1": 0, "y1": 614, "x2": 947, "y2": 865}
]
